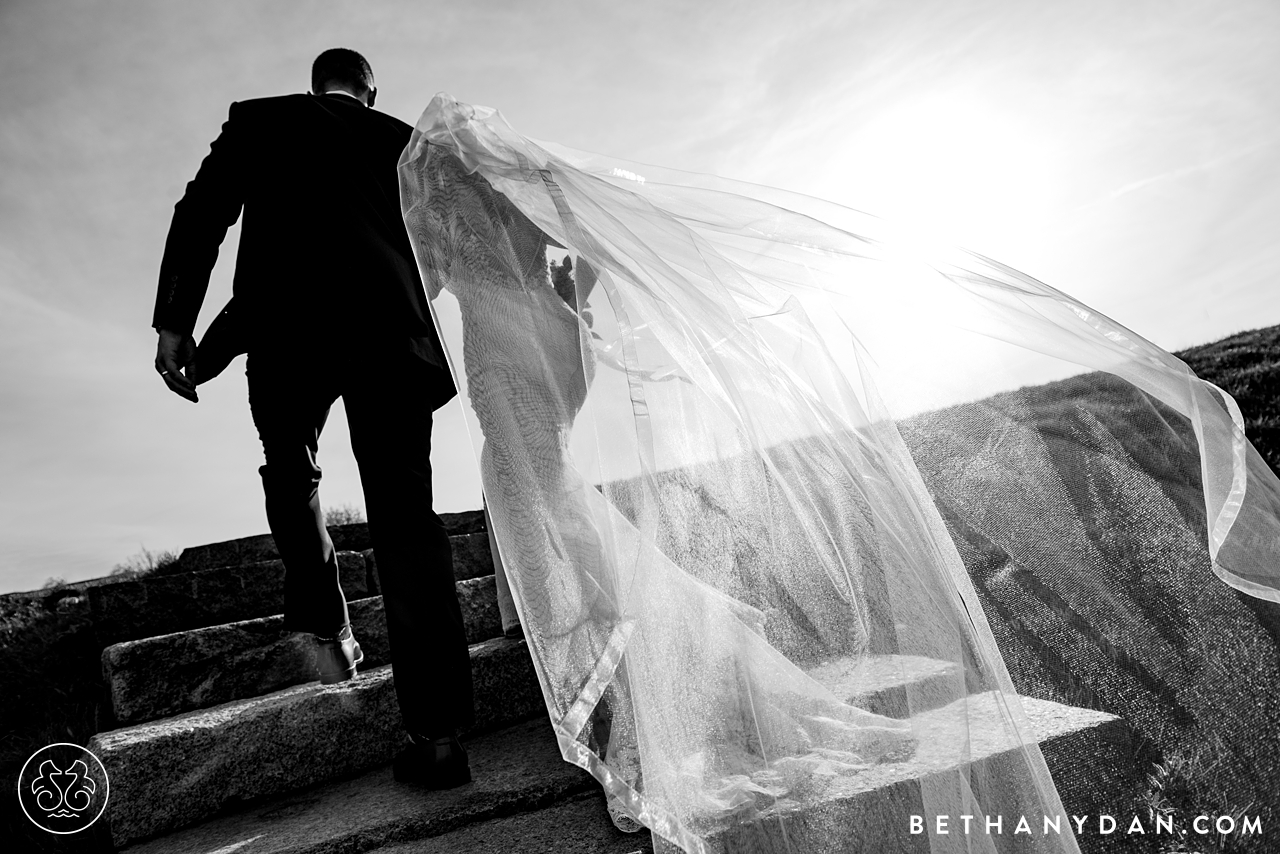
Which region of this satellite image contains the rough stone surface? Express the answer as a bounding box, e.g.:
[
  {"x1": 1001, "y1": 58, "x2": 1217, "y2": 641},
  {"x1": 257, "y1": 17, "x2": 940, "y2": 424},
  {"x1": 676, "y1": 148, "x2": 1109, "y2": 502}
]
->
[
  {"x1": 118, "y1": 718, "x2": 598, "y2": 854},
  {"x1": 178, "y1": 511, "x2": 487, "y2": 572},
  {"x1": 106, "y1": 579, "x2": 504, "y2": 725},
  {"x1": 91, "y1": 538, "x2": 496, "y2": 648},
  {"x1": 105, "y1": 607, "x2": 312, "y2": 726},
  {"x1": 806, "y1": 654, "x2": 964, "y2": 718},
  {"x1": 455, "y1": 574, "x2": 503, "y2": 642},
  {"x1": 703, "y1": 693, "x2": 1136, "y2": 854},
  {"x1": 451, "y1": 531, "x2": 497, "y2": 581},
  {"x1": 1033, "y1": 706, "x2": 1145, "y2": 854},
  {"x1": 173, "y1": 531, "x2": 277, "y2": 574},
  {"x1": 90, "y1": 552, "x2": 369, "y2": 645},
  {"x1": 367, "y1": 794, "x2": 653, "y2": 854},
  {"x1": 93, "y1": 637, "x2": 543, "y2": 848},
  {"x1": 114, "y1": 691, "x2": 1129, "y2": 854},
  {"x1": 328, "y1": 522, "x2": 374, "y2": 555}
]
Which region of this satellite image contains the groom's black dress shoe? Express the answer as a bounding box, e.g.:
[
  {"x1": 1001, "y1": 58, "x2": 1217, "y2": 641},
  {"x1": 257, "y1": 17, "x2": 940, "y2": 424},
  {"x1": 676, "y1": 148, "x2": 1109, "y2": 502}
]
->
[
  {"x1": 315, "y1": 625, "x2": 364, "y2": 684},
  {"x1": 393, "y1": 732, "x2": 472, "y2": 789}
]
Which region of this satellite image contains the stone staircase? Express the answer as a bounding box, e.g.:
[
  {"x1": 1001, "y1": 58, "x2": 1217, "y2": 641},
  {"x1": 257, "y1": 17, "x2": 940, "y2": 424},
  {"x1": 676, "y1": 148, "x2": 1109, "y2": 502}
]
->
[{"x1": 82, "y1": 514, "x2": 1144, "y2": 853}]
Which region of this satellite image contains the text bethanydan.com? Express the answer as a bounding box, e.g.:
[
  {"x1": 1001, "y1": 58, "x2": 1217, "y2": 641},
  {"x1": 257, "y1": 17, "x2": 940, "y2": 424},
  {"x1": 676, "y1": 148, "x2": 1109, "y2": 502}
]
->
[{"x1": 910, "y1": 813, "x2": 1263, "y2": 838}]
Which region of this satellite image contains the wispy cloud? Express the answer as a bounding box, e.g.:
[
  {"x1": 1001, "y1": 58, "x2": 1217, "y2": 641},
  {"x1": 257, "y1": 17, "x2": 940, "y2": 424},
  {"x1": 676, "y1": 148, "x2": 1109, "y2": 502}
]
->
[{"x1": 1082, "y1": 139, "x2": 1280, "y2": 211}]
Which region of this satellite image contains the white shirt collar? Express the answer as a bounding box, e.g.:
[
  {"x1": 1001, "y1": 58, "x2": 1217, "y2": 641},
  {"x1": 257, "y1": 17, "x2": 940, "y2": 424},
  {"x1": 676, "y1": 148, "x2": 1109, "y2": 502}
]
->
[{"x1": 324, "y1": 89, "x2": 365, "y2": 105}]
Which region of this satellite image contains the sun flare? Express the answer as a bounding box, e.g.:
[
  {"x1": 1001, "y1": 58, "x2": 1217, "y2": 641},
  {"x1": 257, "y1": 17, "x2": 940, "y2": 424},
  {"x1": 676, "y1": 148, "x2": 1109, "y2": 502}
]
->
[{"x1": 832, "y1": 93, "x2": 1063, "y2": 256}]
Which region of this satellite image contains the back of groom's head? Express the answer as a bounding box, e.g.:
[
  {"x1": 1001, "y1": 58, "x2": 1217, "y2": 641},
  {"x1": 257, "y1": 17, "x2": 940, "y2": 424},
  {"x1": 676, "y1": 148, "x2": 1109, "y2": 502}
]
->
[{"x1": 312, "y1": 48, "x2": 375, "y2": 98}]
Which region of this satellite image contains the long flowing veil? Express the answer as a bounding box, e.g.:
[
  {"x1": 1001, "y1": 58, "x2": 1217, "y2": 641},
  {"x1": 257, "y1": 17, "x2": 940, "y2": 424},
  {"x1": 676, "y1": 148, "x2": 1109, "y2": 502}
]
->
[{"x1": 398, "y1": 93, "x2": 1280, "y2": 854}]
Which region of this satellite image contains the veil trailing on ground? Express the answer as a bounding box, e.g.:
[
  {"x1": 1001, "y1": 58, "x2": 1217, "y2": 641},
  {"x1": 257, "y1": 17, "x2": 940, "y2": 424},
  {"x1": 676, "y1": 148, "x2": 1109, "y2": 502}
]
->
[{"x1": 399, "y1": 93, "x2": 1280, "y2": 854}]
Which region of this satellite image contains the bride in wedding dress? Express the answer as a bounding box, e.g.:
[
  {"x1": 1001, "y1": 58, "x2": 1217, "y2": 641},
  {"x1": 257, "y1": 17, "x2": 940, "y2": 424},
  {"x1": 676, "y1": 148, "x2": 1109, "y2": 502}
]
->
[{"x1": 399, "y1": 94, "x2": 1280, "y2": 854}]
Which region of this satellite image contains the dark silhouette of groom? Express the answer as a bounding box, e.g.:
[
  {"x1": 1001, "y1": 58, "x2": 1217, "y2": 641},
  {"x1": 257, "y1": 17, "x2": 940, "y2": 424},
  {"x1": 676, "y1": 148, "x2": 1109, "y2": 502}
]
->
[{"x1": 152, "y1": 48, "x2": 473, "y2": 788}]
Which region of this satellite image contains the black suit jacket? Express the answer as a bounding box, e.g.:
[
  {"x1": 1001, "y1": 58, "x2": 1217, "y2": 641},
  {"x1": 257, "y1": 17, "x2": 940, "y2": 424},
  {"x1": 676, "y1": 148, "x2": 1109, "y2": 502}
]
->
[{"x1": 153, "y1": 92, "x2": 456, "y2": 409}]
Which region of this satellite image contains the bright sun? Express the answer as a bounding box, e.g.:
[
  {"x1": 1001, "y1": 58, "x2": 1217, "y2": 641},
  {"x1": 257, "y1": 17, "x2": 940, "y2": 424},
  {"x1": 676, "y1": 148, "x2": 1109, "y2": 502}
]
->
[
  {"x1": 832, "y1": 93, "x2": 1063, "y2": 258},
  {"x1": 753, "y1": 92, "x2": 1078, "y2": 416}
]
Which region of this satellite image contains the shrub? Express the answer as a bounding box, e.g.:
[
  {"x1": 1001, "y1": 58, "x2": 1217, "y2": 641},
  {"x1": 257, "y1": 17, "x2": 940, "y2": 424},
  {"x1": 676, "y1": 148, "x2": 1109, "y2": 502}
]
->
[
  {"x1": 110, "y1": 546, "x2": 180, "y2": 578},
  {"x1": 324, "y1": 504, "x2": 365, "y2": 526}
]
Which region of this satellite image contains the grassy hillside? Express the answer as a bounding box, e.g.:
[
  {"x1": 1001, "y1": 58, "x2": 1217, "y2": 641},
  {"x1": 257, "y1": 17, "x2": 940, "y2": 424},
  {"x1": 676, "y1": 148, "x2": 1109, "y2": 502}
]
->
[
  {"x1": 1177, "y1": 324, "x2": 1280, "y2": 473},
  {"x1": 897, "y1": 323, "x2": 1280, "y2": 853}
]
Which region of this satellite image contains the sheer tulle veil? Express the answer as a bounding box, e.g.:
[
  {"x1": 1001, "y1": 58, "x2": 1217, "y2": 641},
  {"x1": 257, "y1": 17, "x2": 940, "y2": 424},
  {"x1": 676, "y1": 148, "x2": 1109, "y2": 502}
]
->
[{"x1": 398, "y1": 93, "x2": 1280, "y2": 853}]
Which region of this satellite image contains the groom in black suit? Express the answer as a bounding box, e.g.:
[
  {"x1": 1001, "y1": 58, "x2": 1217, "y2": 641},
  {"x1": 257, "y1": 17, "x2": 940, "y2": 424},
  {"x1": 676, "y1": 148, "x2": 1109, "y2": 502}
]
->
[{"x1": 152, "y1": 48, "x2": 472, "y2": 787}]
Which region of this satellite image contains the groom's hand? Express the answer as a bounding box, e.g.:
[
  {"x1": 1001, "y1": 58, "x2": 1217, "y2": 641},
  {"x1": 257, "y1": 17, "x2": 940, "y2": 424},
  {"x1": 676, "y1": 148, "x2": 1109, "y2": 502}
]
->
[{"x1": 155, "y1": 328, "x2": 199, "y2": 403}]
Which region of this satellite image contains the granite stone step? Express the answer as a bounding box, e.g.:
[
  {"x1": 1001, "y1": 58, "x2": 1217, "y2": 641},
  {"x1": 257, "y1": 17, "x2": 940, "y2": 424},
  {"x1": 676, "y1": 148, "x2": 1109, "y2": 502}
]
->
[
  {"x1": 114, "y1": 692, "x2": 1133, "y2": 854},
  {"x1": 700, "y1": 692, "x2": 1138, "y2": 854},
  {"x1": 117, "y1": 718, "x2": 630, "y2": 854},
  {"x1": 90, "y1": 636, "x2": 545, "y2": 848},
  {"x1": 104, "y1": 576, "x2": 503, "y2": 725},
  {"x1": 89, "y1": 532, "x2": 495, "y2": 646},
  {"x1": 91, "y1": 649, "x2": 972, "y2": 848},
  {"x1": 806, "y1": 653, "x2": 963, "y2": 719},
  {"x1": 175, "y1": 511, "x2": 487, "y2": 573},
  {"x1": 365, "y1": 793, "x2": 654, "y2": 854},
  {"x1": 90, "y1": 550, "x2": 368, "y2": 647}
]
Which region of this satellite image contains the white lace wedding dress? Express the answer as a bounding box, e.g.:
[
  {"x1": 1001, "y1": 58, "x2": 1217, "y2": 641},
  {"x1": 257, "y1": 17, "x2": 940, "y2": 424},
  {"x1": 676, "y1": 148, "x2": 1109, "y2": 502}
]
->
[{"x1": 399, "y1": 94, "x2": 1280, "y2": 854}]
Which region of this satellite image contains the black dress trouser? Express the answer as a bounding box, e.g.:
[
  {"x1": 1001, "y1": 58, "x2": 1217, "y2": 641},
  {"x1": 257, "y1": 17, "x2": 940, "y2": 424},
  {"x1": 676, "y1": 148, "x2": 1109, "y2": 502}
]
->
[{"x1": 247, "y1": 344, "x2": 474, "y2": 736}]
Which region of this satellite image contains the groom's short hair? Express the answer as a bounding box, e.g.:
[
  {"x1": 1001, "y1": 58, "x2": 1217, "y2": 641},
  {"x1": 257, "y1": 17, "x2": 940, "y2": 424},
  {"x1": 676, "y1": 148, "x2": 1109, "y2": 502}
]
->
[{"x1": 312, "y1": 48, "x2": 374, "y2": 95}]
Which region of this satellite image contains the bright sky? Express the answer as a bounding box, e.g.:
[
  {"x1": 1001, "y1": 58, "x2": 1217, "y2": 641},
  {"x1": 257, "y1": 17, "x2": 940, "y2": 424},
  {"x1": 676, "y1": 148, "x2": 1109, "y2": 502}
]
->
[{"x1": 2, "y1": 0, "x2": 1278, "y2": 593}]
